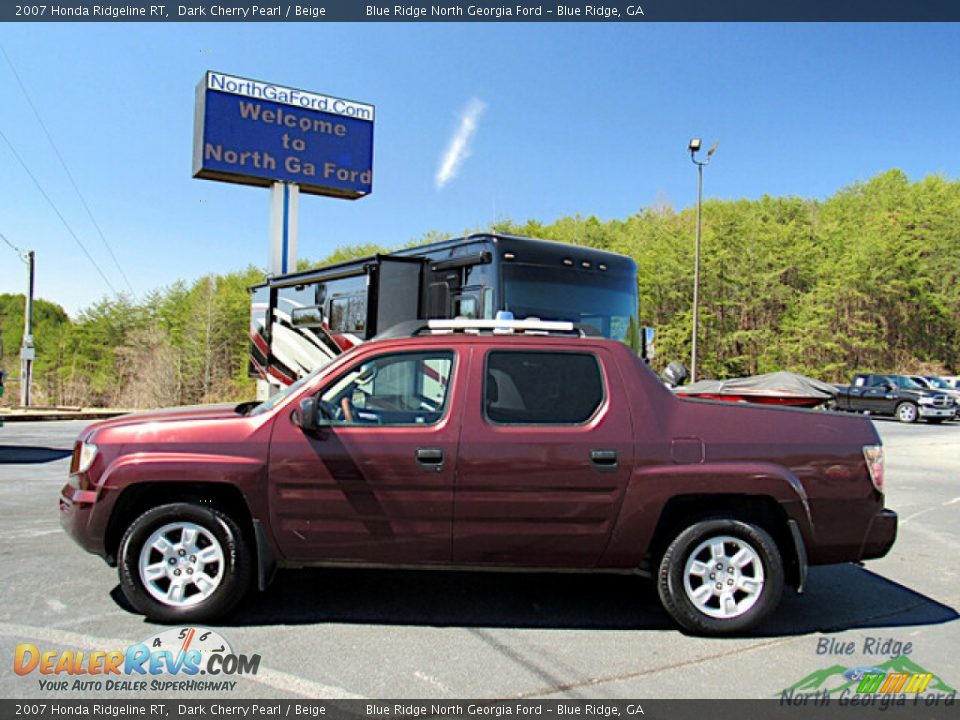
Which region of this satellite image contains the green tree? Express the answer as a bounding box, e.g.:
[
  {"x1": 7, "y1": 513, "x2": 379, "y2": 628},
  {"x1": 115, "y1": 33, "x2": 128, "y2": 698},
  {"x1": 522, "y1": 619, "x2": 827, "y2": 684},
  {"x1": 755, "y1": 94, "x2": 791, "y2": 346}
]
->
[{"x1": 7, "y1": 168, "x2": 960, "y2": 408}]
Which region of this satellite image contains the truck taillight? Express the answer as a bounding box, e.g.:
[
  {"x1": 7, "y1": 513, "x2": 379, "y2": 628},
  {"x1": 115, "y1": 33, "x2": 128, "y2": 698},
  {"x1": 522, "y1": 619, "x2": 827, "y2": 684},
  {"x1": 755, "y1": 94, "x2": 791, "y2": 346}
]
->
[{"x1": 863, "y1": 445, "x2": 884, "y2": 492}]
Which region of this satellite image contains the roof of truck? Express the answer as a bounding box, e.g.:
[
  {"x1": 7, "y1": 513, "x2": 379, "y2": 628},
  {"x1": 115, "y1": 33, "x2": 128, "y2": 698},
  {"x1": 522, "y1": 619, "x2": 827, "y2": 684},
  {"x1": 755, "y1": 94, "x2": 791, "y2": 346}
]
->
[
  {"x1": 357, "y1": 332, "x2": 630, "y2": 356},
  {"x1": 372, "y1": 318, "x2": 605, "y2": 342}
]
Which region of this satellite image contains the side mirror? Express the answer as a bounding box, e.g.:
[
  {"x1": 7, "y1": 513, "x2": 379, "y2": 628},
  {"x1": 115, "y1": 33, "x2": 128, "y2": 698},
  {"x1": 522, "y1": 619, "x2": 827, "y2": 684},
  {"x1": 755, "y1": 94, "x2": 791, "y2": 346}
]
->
[
  {"x1": 661, "y1": 361, "x2": 690, "y2": 388},
  {"x1": 296, "y1": 397, "x2": 319, "y2": 432}
]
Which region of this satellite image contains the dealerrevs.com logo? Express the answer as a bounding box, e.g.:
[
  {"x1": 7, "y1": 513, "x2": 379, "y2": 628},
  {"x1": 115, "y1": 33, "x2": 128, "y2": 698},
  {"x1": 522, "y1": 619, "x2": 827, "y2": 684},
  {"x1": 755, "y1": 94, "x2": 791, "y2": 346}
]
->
[{"x1": 14, "y1": 627, "x2": 260, "y2": 692}]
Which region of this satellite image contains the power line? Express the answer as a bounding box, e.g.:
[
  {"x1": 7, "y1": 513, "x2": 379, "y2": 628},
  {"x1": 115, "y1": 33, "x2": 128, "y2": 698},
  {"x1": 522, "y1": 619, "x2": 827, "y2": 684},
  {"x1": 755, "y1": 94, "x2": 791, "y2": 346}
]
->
[
  {"x1": 0, "y1": 230, "x2": 28, "y2": 263},
  {"x1": 1, "y1": 46, "x2": 135, "y2": 296},
  {"x1": 0, "y1": 126, "x2": 118, "y2": 295}
]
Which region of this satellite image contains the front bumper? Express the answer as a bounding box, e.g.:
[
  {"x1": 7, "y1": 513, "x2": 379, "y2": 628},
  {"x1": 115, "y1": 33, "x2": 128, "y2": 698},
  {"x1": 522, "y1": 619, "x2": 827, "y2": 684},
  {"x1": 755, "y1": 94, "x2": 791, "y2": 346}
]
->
[
  {"x1": 860, "y1": 508, "x2": 898, "y2": 560},
  {"x1": 60, "y1": 482, "x2": 108, "y2": 558},
  {"x1": 918, "y1": 406, "x2": 955, "y2": 418}
]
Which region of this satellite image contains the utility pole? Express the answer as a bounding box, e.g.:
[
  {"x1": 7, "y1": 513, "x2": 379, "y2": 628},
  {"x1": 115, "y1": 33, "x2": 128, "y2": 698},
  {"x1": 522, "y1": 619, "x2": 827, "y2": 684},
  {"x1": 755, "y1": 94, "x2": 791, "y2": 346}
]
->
[{"x1": 20, "y1": 250, "x2": 35, "y2": 407}]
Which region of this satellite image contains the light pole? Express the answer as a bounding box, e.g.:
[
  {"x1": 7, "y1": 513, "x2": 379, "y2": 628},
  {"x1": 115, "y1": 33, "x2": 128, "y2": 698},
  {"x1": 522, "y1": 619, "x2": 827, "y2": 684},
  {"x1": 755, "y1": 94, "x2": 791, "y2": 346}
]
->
[{"x1": 688, "y1": 138, "x2": 717, "y2": 383}]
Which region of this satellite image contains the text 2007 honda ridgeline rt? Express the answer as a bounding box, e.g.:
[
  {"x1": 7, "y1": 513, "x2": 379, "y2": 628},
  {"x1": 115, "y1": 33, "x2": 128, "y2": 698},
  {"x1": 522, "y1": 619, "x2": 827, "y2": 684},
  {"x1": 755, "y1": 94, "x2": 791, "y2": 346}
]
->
[{"x1": 61, "y1": 320, "x2": 896, "y2": 634}]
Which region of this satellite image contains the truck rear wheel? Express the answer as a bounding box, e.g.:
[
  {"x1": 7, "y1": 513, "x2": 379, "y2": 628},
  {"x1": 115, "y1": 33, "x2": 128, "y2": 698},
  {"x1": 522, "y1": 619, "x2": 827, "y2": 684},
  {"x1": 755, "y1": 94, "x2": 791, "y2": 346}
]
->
[
  {"x1": 657, "y1": 518, "x2": 783, "y2": 635},
  {"x1": 895, "y1": 402, "x2": 918, "y2": 424},
  {"x1": 118, "y1": 502, "x2": 251, "y2": 623}
]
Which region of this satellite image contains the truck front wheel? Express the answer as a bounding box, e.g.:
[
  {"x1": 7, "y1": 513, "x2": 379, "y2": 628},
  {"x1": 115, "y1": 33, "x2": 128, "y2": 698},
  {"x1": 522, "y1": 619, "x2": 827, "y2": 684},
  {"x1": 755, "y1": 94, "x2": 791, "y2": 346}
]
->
[
  {"x1": 895, "y1": 402, "x2": 918, "y2": 424},
  {"x1": 657, "y1": 518, "x2": 784, "y2": 635},
  {"x1": 118, "y1": 502, "x2": 252, "y2": 623}
]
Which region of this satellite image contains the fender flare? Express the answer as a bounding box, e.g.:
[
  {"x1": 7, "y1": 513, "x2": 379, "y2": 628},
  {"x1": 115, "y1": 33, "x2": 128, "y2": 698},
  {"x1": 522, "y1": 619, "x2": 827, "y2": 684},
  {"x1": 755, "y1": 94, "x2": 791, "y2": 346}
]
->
[
  {"x1": 98, "y1": 453, "x2": 277, "y2": 583},
  {"x1": 601, "y1": 461, "x2": 814, "y2": 581}
]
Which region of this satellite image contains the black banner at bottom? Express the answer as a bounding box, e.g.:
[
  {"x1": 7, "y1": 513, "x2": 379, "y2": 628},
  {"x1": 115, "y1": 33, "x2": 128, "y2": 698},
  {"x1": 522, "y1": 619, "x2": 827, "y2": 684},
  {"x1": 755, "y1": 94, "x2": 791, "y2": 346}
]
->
[{"x1": 3, "y1": 698, "x2": 958, "y2": 720}]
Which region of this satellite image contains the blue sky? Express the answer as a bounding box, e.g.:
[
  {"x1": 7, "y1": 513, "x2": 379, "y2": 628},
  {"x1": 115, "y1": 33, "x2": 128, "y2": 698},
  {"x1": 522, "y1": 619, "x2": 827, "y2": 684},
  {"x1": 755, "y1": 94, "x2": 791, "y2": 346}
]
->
[{"x1": 1, "y1": 23, "x2": 958, "y2": 314}]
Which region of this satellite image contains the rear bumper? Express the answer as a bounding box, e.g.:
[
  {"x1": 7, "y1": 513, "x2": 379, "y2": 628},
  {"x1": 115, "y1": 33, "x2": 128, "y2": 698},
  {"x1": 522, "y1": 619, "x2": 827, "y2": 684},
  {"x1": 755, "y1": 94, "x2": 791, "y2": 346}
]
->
[{"x1": 860, "y1": 508, "x2": 898, "y2": 560}]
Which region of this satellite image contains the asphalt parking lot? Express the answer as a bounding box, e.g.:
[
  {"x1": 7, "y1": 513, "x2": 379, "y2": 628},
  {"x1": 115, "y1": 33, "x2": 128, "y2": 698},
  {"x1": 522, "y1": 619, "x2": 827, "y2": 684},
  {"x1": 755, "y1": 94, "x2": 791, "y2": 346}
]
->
[{"x1": 1, "y1": 417, "x2": 957, "y2": 699}]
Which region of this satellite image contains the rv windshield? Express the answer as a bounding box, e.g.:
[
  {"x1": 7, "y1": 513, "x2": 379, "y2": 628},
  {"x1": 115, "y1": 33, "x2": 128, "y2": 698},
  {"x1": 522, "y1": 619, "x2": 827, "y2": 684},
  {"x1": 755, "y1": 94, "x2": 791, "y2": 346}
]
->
[{"x1": 501, "y1": 264, "x2": 638, "y2": 347}]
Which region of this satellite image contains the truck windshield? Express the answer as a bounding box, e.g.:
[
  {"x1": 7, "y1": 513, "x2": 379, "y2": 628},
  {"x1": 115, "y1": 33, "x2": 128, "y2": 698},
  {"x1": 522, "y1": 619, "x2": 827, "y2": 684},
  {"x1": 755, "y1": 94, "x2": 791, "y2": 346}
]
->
[
  {"x1": 501, "y1": 265, "x2": 638, "y2": 347},
  {"x1": 924, "y1": 376, "x2": 950, "y2": 389},
  {"x1": 889, "y1": 375, "x2": 923, "y2": 389}
]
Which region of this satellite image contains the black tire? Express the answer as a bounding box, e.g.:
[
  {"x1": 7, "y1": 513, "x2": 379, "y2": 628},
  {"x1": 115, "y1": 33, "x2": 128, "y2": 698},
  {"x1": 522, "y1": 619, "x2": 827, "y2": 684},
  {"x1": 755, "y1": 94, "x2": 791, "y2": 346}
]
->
[
  {"x1": 895, "y1": 402, "x2": 919, "y2": 424},
  {"x1": 657, "y1": 518, "x2": 784, "y2": 635},
  {"x1": 118, "y1": 502, "x2": 251, "y2": 623}
]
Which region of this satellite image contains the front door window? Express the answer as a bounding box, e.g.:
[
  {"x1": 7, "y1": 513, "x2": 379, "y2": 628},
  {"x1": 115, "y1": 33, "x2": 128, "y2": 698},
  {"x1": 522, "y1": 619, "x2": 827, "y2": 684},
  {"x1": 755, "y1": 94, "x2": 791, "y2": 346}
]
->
[{"x1": 319, "y1": 351, "x2": 454, "y2": 426}]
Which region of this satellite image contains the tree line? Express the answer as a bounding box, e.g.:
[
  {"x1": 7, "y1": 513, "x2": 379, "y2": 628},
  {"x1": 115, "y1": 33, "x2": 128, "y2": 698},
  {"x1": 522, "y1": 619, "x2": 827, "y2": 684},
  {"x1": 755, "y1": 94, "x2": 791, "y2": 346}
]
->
[
  {"x1": 1, "y1": 169, "x2": 957, "y2": 409},
  {"x1": 0, "y1": 267, "x2": 263, "y2": 408}
]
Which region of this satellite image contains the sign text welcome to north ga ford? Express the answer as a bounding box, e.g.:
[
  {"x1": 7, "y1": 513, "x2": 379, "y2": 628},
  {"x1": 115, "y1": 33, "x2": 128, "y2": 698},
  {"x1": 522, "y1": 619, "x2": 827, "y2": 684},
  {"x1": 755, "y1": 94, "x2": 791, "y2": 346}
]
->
[{"x1": 193, "y1": 71, "x2": 374, "y2": 198}]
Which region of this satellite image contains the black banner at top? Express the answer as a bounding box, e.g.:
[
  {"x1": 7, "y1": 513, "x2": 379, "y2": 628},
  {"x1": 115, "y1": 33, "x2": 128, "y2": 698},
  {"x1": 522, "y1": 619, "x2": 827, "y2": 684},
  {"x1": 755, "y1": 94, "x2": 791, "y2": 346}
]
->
[{"x1": 4, "y1": 0, "x2": 960, "y2": 22}]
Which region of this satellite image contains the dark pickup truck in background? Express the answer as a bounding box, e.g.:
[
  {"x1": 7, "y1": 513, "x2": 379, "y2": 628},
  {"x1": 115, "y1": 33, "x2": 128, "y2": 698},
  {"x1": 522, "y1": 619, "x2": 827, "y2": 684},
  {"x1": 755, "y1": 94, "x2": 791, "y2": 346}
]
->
[
  {"x1": 832, "y1": 373, "x2": 956, "y2": 424},
  {"x1": 61, "y1": 320, "x2": 898, "y2": 635}
]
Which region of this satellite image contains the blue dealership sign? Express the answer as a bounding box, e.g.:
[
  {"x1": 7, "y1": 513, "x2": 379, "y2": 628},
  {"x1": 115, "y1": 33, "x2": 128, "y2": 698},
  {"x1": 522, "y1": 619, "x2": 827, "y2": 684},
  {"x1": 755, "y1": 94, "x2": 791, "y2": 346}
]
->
[{"x1": 193, "y1": 71, "x2": 374, "y2": 199}]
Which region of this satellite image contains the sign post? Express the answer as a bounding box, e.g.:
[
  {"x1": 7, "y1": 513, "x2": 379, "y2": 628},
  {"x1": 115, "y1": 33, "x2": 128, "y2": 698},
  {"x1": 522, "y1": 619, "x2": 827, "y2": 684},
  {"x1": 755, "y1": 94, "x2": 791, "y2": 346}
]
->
[
  {"x1": 269, "y1": 181, "x2": 299, "y2": 276},
  {"x1": 193, "y1": 71, "x2": 374, "y2": 397},
  {"x1": 193, "y1": 70, "x2": 374, "y2": 284}
]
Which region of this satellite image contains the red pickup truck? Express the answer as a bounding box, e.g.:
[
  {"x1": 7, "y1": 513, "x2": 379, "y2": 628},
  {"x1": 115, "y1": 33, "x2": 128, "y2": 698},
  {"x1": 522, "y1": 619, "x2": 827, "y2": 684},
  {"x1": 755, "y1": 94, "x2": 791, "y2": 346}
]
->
[{"x1": 61, "y1": 321, "x2": 896, "y2": 635}]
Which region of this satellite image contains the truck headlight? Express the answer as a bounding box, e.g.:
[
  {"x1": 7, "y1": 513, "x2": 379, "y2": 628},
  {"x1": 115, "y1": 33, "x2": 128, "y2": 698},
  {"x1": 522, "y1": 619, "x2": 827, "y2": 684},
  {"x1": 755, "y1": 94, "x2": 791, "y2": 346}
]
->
[
  {"x1": 72, "y1": 442, "x2": 98, "y2": 474},
  {"x1": 918, "y1": 397, "x2": 935, "y2": 405}
]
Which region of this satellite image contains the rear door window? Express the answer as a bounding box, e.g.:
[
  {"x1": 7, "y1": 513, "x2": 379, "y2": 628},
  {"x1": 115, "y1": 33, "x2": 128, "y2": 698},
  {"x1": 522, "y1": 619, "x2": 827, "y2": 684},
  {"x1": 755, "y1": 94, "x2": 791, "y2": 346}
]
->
[{"x1": 484, "y1": 351, "x2": 604, "y2": 425}]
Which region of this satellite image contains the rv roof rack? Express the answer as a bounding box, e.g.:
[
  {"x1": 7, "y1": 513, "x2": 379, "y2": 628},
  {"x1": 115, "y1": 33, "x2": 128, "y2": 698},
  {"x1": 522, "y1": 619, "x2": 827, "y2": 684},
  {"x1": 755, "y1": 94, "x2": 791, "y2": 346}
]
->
[{"x1": 374, "y1": 318, "x2": 602, "y2": 341}]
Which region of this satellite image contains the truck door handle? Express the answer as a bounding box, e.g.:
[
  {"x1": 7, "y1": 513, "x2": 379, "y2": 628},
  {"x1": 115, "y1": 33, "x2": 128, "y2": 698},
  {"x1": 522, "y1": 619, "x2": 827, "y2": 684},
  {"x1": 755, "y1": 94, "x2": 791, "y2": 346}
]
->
[
  {"x1": 590, "y1": 449, "x2": 618, "y2": 470},
  {"x1": 415, "y1": 447, "x2": 444, "y2": 470}
]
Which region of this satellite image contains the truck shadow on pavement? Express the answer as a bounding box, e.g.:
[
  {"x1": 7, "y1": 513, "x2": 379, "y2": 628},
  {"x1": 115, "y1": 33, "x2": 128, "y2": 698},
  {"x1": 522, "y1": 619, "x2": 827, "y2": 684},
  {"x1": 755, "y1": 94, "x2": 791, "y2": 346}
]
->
[
  {"x1": 0, "y1": 445, "x2": 73, "y2": 464},
  {"x1": 199, "y1": 562, "x2": 958, "y2": 636}
]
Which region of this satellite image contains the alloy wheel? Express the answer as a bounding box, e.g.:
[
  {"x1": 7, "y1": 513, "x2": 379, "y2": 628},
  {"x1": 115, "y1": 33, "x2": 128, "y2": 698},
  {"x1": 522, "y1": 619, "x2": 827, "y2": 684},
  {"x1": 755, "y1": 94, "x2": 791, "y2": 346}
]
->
[
  {"x1": 138, "y1": 521, "x2": 225, "y2": 607},
  {"x1": 682, "y1": 535, "x2": 765, "y2": 619}
]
